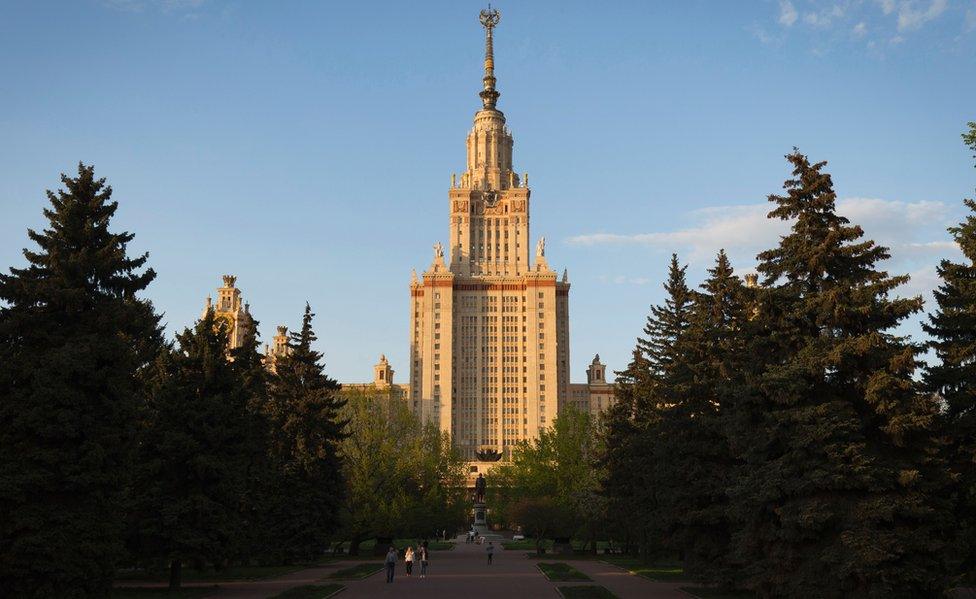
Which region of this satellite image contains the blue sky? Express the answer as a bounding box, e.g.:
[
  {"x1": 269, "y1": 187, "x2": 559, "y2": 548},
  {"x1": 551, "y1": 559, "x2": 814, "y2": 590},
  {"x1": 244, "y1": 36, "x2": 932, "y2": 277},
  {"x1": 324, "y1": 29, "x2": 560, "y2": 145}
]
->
[{"x1": 1, "y1": 0, "x2": 974, "y2": 382}]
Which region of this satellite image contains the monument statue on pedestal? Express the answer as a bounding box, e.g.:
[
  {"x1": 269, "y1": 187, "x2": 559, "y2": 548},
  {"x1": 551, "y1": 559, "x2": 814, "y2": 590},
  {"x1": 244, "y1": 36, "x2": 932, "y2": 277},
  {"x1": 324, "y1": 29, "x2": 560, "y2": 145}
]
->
[{"x1": 474, "y1": 473, "x2": 486, "y2": 503}]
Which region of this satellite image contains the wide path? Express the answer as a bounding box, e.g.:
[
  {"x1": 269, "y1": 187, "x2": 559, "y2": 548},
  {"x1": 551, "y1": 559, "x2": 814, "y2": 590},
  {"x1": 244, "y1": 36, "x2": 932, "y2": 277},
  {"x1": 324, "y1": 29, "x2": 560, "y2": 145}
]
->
[
  {"x1": 337, "y1": 537, "x2": 554, "y2": 599},
  {"x1": 203, "y1": 536, "x2": 690, "y2": 598}
]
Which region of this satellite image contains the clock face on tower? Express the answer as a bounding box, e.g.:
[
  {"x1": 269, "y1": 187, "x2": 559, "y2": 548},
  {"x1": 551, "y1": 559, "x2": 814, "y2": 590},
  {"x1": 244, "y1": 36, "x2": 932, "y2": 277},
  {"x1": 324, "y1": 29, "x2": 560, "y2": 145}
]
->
[
  {"x1": 483, "y1": 190, "x2": 499, "y2": 207},
  {"x1": 215, "y1": 314, "x2": 234, "y2": 333}
]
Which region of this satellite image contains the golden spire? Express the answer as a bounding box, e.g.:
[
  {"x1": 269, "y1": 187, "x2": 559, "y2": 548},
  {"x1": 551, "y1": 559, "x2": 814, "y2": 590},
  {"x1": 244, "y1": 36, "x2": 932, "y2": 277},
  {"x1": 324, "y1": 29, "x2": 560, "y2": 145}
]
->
[{"x1": 478, "y1": 6, "x2": 501, "y2": 110}]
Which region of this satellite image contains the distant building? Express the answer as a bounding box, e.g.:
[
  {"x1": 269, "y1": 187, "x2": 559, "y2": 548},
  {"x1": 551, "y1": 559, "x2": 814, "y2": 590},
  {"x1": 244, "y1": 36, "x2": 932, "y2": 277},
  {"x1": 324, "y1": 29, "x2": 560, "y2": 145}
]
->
[
  {"x1": 569, "y1": 355, "x2": 616, "y2": 417},
  {"x1": 341, "y1": 354, "x2": 410, "y2": 402}
]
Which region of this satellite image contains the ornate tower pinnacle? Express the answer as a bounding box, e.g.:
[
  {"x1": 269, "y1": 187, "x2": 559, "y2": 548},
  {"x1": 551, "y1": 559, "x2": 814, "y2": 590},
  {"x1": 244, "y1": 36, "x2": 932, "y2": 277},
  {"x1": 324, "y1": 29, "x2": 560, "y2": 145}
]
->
[{"x1": 479, "y1": 6, "x2": 501, "y2": 110}]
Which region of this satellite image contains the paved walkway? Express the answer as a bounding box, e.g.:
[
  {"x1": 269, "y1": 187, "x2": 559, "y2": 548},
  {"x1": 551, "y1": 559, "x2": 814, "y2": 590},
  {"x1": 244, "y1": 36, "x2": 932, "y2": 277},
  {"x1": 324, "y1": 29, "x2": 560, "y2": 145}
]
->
[{"x1": 193, "y1": 536, "x2": 689, "y2": 598}]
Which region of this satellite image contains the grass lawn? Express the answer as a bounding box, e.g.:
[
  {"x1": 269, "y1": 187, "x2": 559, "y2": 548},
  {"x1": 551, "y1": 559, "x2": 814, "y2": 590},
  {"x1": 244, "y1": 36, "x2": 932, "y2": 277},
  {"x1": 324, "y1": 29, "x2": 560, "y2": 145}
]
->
[
  {"x1": 111, "y1": 588, "x2": 214, "y2": 598},
  {"x1": 603, "y1": 557, "x2": 688, "y2": 582},
  {"x1": 680, "y1": 587, "x2": 756, "y2": 599},
  {"x1": 270, "y1": 583, "x2": 345, "y2": 598},
  {"x1": 325, "y1": 562, "x2": 384, "y2": 580},
  {"x1": 537, "y1": 562, "x2": 593, "y2": 582},
  {"x1": 503, "y1": 538, "x2": 553, "y2": 551},
  {"x1": 116, "y1": 564, "x2": 305, "y2": 583},
  {"x1": 557, "y1": 586, "x2": 619, "y2": 599}
]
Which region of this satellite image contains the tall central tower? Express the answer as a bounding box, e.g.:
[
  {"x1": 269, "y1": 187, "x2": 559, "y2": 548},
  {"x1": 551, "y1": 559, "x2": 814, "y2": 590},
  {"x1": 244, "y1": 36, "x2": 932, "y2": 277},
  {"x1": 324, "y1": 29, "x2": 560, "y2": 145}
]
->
[{"x1": 409, "y1": 8, "x2": 571, "y2": 460}]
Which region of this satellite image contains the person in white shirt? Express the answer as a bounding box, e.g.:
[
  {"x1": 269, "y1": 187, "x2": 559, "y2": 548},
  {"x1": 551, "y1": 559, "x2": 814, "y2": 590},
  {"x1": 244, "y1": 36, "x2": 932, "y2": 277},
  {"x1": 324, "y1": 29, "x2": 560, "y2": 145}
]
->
[{"x1": 404, "y1": 546, "x2": 415, "y2": 576}]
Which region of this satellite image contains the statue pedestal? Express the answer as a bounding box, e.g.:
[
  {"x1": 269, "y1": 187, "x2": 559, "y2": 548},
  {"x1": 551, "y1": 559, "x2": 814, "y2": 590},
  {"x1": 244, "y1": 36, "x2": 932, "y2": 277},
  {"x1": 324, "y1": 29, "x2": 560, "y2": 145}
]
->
[{"x1": 472, "y1": 501, "x2": 488, "y2": 535}]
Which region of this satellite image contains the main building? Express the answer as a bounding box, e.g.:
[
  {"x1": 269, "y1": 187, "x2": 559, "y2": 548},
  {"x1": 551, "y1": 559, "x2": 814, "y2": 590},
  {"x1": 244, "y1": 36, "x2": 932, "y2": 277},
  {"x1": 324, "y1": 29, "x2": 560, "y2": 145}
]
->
[
  {"x1": 197, "y1": 11, "x2": 615, "y2": 468},
  {"x1": 408, "y1": 9, "x2": 570, "y2": 460}
]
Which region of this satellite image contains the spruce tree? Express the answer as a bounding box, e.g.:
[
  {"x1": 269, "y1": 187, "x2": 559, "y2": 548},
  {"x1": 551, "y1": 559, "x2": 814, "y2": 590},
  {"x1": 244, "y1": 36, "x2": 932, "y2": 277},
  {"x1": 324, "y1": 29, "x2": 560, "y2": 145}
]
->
[
  {"x1": 602, "y1": 349, "x2": 655, "y2": 555},
  {"x1": 0, "y1": 164, "x2": 161, "y2": 596},
  {"x1": 729, "y1": 150, "x2": 948, "y2": 597},
  {"x1": 656, "y1": 250, "x2": 745, "y2": 587},
  {"x1": 922, "y1": 121, "x2": 976, "y2": 578},
  {"x1": 229, "y1": 317, "x2": 274, "y2": 564},
  {"x1": 602, "y1": 255, "x2": 692, "y2": 559},
  {"x1": 262, "y1": 303, "x2": 347, "y2": 563},
  {"x1": 637, "y1": 253, "x2": 693, "y2": 380},
  {"x1": 129, "y1": 310, "x2": 251, "y2": 589}
]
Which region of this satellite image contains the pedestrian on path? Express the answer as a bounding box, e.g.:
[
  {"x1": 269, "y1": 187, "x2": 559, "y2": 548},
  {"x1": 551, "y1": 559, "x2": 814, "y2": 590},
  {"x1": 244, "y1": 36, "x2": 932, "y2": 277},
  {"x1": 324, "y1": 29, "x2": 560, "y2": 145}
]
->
[
  {"x1": 385, "y1": 546, "x2": 397, "y2": 583},
  {"x1": 487, "y1": 541, "x2": 494, "y2": 565},
  {"x1": 419, "y1": 545, "x2": 429, "y2": 578},
  {"x1": 405, "y1": 545, "x2": 415, "y2": 576}
]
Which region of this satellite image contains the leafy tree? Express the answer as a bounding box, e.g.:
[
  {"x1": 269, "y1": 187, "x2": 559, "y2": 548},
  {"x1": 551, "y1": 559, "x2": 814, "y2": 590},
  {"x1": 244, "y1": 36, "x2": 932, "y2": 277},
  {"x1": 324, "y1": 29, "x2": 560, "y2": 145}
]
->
[
  {"x1": 0, "y1": 164, "x2": 161, "y2": 596},
  {"x1": 129, "y1": 310, "x2": 252, "y2": 590},
  {"x1": 510, "y1": 497, "x2": 576, "y2": 555},
  {"x1": 491, "y1": 407, "x2": 605, "y2": 549},
  {"x1": 655, "y1": 250, "x2": 745, "y2": 586},
  {"x1": 729, "y1": 150, "x2": 948, "y2": 597},
  {"x1": 260, "y1": 303, "x2": 347, "y2": 563},
  {"x1": 922, "y1": 121, "x2": 976, "y2": 579},
  {"x1": 337, "y1": 388, "x2": 466, "y2": 554}
]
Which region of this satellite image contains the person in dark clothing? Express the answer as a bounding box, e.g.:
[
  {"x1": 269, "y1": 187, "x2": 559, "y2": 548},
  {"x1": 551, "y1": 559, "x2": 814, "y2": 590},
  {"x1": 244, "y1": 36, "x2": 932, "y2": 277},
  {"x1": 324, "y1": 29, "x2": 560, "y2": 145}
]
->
[
  {"x1": 420, "y1": 545, "x2": 430, "y2": 578},
  {"x1": 385, "y1": 546, "x2": 397, "y2": 583}
]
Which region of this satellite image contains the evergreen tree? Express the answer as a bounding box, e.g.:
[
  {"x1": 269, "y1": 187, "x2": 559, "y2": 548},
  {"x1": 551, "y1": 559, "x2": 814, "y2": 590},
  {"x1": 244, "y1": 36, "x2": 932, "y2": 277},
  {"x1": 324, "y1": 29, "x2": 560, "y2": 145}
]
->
[
  {"x1": 601, "y1": 255, "x2": 692, "y2": 559},
  {"x1": 922, "y1": 121, "x2": 976, "y2": 578},
  {"x1": 655, "y1": 250, "x2": 745, "y2": 587},
  {"x1": 0, "y1": 164, "x2": 161, "y2": 596},
  {"x1": 601, "y1": 349, "x2": 654, "y2": 555},
  {"x1": 129, "y1": 310, "x2": 251, "y2": 589},
  {"x1": 729, "y1": 150, "x2": 948, "y2": 597},
  {"x1": 229, "y1": 316, "x2": 275, "y2": 564},
  {"x1": 261, "y1": 303, "x2": 347, "y2": 563},
  {"x1": 637, "y1": 254, "x2": 693, "y2": 379}
]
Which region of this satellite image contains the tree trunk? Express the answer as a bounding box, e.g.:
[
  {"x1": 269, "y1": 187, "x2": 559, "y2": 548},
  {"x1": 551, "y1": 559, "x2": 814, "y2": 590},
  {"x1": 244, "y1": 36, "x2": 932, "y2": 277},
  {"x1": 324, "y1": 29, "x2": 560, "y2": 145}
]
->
[
  {"x1": 168, "y1": 559, "x2": 182, "y2": 591},
  {"x1": 349, "y1": 537, "x2": 361, "y2": 556}
]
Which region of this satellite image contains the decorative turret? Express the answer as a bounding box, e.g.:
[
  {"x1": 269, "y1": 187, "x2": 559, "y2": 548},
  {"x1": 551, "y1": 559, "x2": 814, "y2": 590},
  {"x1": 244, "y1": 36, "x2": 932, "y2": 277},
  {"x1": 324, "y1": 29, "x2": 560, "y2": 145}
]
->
[
  {"x1": 374, "y1": 354, "x2": 394, "y2": 388},
  {"x1": 587, "y1": 354, "x2": 606, "y2": 384},
  {"x1": 201, "y1": 274, "x2": 254, "y2": 354}
]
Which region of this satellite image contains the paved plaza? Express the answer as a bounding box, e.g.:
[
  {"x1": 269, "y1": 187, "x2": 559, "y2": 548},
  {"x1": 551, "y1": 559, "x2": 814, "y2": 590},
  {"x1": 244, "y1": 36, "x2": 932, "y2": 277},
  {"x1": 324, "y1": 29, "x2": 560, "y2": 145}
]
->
[{"x1": 193, "y1": 535, "x2": 689, "y2": 599}]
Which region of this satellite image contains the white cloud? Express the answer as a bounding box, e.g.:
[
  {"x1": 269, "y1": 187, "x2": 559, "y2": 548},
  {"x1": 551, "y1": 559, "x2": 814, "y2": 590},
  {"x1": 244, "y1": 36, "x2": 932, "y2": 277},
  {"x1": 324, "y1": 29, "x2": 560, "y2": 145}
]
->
[
  {"x1": 568, "y1": 197, "x2": 960, "y2": 296},
  {"x1": 779, "y1": 0, "x2": 799, "y2": 26},
  {"x1": 966, "y1": 5, "x2": 976, "y2": 32},
  {"x1": 894, "y1": 0, "x2": 948, "y2": 31},
  {"x1": 898, "y1": 265, "x2": 941, "y2": 301},
  {"x1": 803, "y1": 4, "x2": 846, "y2": 27},
  {"x1": 853, "y1": 21, "x2": 868, "y2": 36},
  {"x1": 569, "y1": 203, "x2": 786, "y2": 263}
]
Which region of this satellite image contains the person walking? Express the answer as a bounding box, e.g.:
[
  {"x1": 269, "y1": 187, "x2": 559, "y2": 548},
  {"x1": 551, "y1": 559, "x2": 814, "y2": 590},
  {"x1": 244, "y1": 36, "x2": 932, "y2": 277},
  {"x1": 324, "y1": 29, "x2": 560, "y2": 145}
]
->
[
  {"x1": 419, "y1": 545, "x2": 429, "y2": 578},
  {"x1": 384, "y1": 546, "x2": 397, "y2": 583},
  {"x1": 486, "y1": 541, "x2": 494, "y2": 565},
  {"x1": 404, "y1": 546, "x2": 415, "y2": 577}
]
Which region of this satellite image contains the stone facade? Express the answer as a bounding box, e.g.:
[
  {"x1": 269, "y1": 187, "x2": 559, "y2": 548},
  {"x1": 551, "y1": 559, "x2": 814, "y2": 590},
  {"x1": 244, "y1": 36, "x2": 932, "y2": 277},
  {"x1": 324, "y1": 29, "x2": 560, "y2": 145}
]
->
[{"x1": 408, "y1": 15, "x2": 571, "y2": 460}]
